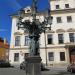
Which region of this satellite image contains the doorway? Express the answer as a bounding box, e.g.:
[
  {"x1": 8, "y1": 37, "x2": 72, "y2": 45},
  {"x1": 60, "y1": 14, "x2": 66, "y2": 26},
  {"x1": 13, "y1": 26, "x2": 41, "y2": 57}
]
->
[{"x1": 69, "y1": 48, "x2": 75, "y2": 64}]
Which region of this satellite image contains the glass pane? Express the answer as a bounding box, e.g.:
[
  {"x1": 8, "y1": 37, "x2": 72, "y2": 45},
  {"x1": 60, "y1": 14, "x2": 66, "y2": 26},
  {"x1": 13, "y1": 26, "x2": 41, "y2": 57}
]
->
[
  {"x1": 56, "y1": 5, "x2": 59, "y2": 9},
  {"x1": 15, "y1": 36, "x2": 20, "y2": 46},
  {"x1": 65, "y1": 4, "x2": 69, "y2": 8},
  {"x1": 57, "y1": 17, "x2": 62, "y2": 23},
  {"x1": 58, "y1": 34, "x2": 64, "y2": 44},
  {"x1": 47, "y1": 34, "x2": 53, "y2": 44},
  {"x1": 48, "y1": 52, "x2": 54, "y2": 61},
  {"x1": 67, "y1": 16, "x2": 72, "y2": 22},
  {"x1": 14, "y1": 53, "x2": 19, "y2": 61},
  {"x1": 60, "y1": 52, "x2": 65, "y2": 61},
  {"x1": 69, "y1": 33, "x2": 74, "y2": 42},
  {"x1": 25, "y1": 36, "x2": 30, "y2": 46}
]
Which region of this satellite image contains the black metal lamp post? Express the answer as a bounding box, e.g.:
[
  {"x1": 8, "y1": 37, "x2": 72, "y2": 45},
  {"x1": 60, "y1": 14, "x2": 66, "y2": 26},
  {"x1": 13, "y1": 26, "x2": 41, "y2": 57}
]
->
[{"x1": 17, "y1": 0, "x2": 53, "y2": 57}]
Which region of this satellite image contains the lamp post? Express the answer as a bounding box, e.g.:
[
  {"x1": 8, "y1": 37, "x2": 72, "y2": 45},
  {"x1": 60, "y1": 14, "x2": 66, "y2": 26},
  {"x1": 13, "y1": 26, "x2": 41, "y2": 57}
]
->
[
  {"x1": 17, "y1": 0, "x2": 53, "y2": 56},
  {"x1": 17, "y1": 0, "x2": 53, "y2": 75}
]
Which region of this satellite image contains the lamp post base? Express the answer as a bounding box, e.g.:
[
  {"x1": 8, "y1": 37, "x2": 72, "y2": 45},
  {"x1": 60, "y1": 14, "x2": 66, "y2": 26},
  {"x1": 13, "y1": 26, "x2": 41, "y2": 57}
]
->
[{"x1": 25, "y1": 56, "x2": 42, "y2": 75}]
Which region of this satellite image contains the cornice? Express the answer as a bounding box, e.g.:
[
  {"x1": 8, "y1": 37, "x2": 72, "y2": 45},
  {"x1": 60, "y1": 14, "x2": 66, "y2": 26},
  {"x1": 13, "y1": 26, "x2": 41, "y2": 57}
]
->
[
  {"x1": 56, "y1": 29, "x2": 65, "y2": 33},
  {"x1": 10, "y1": 47, "x2": 28, "y2": 50},
  {"x1": 51, "y1": 8, "x2": 75, "y2": 14},
  {"x1": 45, "y1": 29, "x2": 55, "y2": 33},
  {"x1": 14, "y1": 32, "x2": 23, "y2": 35},
  {"x1": 67, "y1": 28, "x2": 75, "y2": 32},
  {"x1": 10, "y1": 45, "x2": 65, "y2": 50},
  {"x1": 65, "y1": 43, "x2": 75, "y2": 48},
  {"x1": 40, "y1": 46, "x2": 65, "y2": 49}
]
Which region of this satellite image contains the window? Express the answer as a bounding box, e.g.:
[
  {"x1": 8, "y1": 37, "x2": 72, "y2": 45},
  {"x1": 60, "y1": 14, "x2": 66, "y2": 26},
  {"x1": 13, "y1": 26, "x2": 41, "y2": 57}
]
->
[
  {"x1": 60, "y1": 52, "x2": 65, "y2": 61},
  {"x1": 56, "y1": 5, "x2": 60, "y2": 9},
  {"x1": 69, "y1": 33, "x2": 75, "y2": 42},
  {"x1": 27, "y1": 9, "x2": 30, "y2": 12},
  {"x1": 48, "y1": 52, "x2": 54, "y2": 61},
  {"x1": 47, "y1": 34, "x2": 53, "y2": 44},
  {"x1": 65, "y1": 4, "x2": 69, "y2": 8},
  {"x1": 25, "y1": 36, "x2": 30, "y2": 46},
  {"x1": 15, "y1": 36, "x2": 20, "y2": 46},
  {"x1": 14, "y1": 53, "x2": 19, "y2": 62},
  {"x1": 67, "y1": 16, "x2": 72, "y2": 22},
  {"x1": 24, "y1": 53, "x2": 29, "y2": 58},
  {"x1": 56, "y1": 17, "x2": 62, "y2": 23},
  {"x1": 58, "y1": 34, "x2": 64, "y2": 44}
]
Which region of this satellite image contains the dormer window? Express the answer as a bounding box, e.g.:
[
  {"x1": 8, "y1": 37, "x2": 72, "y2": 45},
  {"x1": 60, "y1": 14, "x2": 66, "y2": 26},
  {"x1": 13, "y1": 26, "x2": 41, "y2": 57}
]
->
[
  {"x1": 24, "y1": 6, "x2": 31, "y2": 13},
  {"x1": 27, "y1": 9, "x2": 30, "y2": 12}
]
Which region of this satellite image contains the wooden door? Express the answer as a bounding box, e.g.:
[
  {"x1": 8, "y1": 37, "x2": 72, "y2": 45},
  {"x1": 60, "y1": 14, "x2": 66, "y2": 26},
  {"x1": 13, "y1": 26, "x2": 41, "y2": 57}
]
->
[
  {"x1": 71, "y1": 55, "x2": 75, "y2": 64},
  {"x1": 70, "y1": 49, "x2": 75, "y2": 64}
]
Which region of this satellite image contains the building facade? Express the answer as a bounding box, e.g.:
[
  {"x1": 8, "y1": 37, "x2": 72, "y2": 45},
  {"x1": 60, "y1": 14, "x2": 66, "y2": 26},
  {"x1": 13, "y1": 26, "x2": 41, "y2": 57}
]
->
[
  {"x1": 9, "y1": 0, "x2": 75, "y2": 66},
  {"x1": 0, "y1": 38, "x2": 9, "y2": 61}
]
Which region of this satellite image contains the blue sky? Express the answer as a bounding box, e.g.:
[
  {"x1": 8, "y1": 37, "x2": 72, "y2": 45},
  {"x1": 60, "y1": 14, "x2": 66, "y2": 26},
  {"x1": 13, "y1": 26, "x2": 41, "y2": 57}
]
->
[{"x1": 0, "y1": 0, "x2": 48, "y2": 44}]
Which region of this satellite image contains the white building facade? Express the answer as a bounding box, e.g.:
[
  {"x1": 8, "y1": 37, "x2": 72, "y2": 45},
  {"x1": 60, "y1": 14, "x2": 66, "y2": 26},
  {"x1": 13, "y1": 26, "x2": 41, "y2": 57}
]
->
[{"x1": 9, "y1": 0, "x2": 75, "y2": 67}]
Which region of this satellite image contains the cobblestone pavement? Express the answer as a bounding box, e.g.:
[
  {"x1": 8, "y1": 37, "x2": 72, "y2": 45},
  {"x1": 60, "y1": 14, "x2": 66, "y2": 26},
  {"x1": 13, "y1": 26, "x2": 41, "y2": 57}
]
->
[
  {"x1": 0, "y1": 68, "x2": 25, "y2": 75},
  {"x1": 42, "y1": 66, "x2": 75, "y2": 75},
  {"x1": 0, "y1": 67, "x2": 75, "y2": 75},
  {"x1": 41, "y1": 69, "x2": 75, "y2": 75}
]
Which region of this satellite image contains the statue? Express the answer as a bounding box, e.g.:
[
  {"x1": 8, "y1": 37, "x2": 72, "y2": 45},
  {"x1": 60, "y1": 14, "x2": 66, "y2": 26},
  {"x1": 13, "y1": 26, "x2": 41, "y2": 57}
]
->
[
  {"x1": 25, "y1": 21, "x2": 41, "y2": 56},
  {"x1": 29, "y1": 35, "x2": 40, "y2": 56}
]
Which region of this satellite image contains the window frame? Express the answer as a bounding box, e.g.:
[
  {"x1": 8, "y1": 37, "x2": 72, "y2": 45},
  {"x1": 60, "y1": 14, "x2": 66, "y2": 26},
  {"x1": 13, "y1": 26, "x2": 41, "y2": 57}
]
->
[
  {"x1": 56, "y1": 5, "x2": 60, "y2": 9},
  {"x1": 24, "y1": 53, "x2": 29, "y2": 58},
  {"x1": 47, "y1": 34, "x2": 53, "y2": 44},
  {"x1": 65, "y1": 4, "x2": 69, "y2": 8},
  {"x1": 48, "y1": 52, "x2": 54, "y2": 61},
  {"x1": 58, "y1": 34, "x2": 64, "y2": 44},
  {"x1": 67, "y1": 16, "x2": 72, "y2": 23},
  {"x1": 60, "y1": 52, "x2": 65, "y2": 61},
  {"x1": 24, "y1": 36, "x2": 30, "y2": 46},
  {"x1": 56, "y1": 17, "x2": 62, "y2": 23},
  {"x1": 69, "y1": 33, "x2": 75, "y2": 43},
  {"x1": 15, "y1": 36, "x2": 20, "y2": 46},
  {"x1": 14, "y1": 53, "x2": 19, "y2": 62}
]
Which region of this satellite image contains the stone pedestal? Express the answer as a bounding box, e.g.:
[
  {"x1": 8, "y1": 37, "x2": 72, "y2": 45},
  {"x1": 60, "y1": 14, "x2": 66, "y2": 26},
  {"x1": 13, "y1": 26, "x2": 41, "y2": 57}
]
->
[{"x1": 25, "y1": 56, "x2": 42, "y2": 75}]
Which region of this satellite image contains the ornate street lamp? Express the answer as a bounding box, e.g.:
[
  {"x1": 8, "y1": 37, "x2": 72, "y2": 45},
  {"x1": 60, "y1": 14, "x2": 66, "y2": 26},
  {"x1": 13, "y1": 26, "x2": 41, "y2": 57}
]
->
[
  {"x1": 17, "y1": 0, "x2": 53, "y2": 57},
  {"x1": 17, "y1": 0, "x2": 53, "y2": 75}
]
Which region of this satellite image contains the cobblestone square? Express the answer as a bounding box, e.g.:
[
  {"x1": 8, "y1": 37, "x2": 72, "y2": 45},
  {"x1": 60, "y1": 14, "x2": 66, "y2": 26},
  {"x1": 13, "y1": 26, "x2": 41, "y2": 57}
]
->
[{"x1": 0, "y1": 67, "x2": 75, "y2": 75}]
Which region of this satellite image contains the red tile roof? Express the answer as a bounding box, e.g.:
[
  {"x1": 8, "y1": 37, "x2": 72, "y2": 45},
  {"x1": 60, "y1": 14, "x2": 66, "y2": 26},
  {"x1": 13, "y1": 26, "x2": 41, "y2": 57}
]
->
[{"x1": 0, "y1": 41, "x2": 9, "y2": 49}]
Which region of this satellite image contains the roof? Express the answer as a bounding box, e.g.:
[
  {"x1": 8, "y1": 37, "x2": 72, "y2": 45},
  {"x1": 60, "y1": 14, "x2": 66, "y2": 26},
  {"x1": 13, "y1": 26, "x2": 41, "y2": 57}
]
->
[
  {"x1": 10, "y1": 6, "x2": 48, "y2": 17},
  {"x1": 0, "y1": 37, "x2": 9, "y2": 49},
  {"x1": 0, "y1": 42, "x2": 9, "y2": 49},
  {"x1": 0, "y1": 38, "x2": 4, "y2": 42}
]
